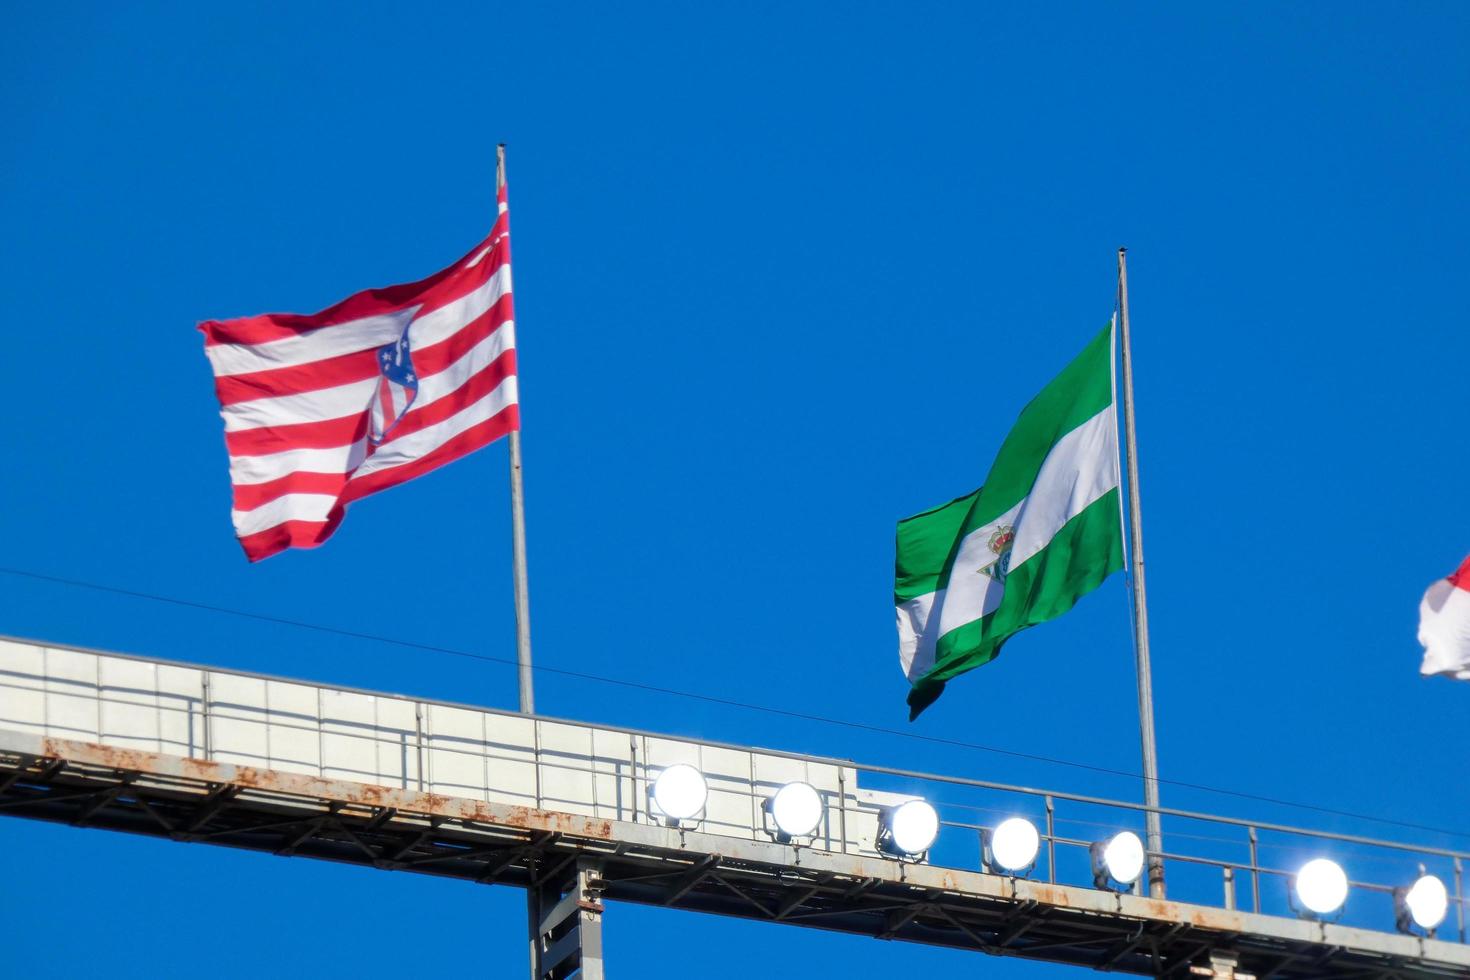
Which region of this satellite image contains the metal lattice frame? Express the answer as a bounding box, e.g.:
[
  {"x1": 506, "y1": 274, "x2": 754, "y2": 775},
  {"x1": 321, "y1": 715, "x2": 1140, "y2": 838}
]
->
[{"x1": 2, "y1": 734, "x2": 1465, "y2": 980}]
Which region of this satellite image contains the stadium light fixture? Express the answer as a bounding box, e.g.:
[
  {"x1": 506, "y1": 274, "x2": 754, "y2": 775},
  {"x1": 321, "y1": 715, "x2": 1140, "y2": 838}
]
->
[
  {"x1": 984, "y1": 817, "x2": 1041, "y2": 876},
  {"x1": 1091, "y1": 831, "x2": 1145, "y2": 891},
  {"x1": 877, "y1": 799, "x2": 940, "y2": 859},
  {"x1": 764, "y1": 781, "x2": 824, "y2": 841},
  {"x1": 1396, "y1": 873, "x2": 1449, "y2": 935},
  {"x1": 1291, "y1": 858, "x2": 1348, "y2": 918},
  {"x1": 650, "y1": 764, "x2": 707, "y2": 825}
]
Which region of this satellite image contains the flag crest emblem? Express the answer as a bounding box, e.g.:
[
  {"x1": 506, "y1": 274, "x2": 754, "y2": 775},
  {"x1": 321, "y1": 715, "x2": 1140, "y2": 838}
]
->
[
  {"x1": 981, "y1": 525, "x2": 1016, "y2": 583},
  {"x1": 370, "y1": 326, "x2": 420, "y2": 444}
]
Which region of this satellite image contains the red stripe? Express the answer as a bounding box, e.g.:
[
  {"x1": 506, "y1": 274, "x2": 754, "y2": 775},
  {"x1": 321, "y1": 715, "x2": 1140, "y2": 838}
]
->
[
  {"x1": 233, "y1": 470, "x2": 351, "y2": 513},
  {"x1": 226, "y1": 413, "x2": 368, "y2": 458},
  {"x1": 236, "y1": 403, "x2": 518, "y2": 559},
  {"x1": 378, "y1": 379, "x2": 394, "y2": 433},
  {"x1": 237, "y1": 512, "x2": 345, "y2": 563},
  {"x1": 229, "y1": 357, "x2": 516, "y2": 518},
  {"x1": 341, "y1": 405, "x2": 519, "y2": 505},
  {"x1": 200, "y1": 233, "x2": 504, "y2": 348},
  {"x1": 377, "y1": 350, "x2": 517, "y2": 445},
  {"x1": 212, "y1": 271, "x2": 510, "y2": 410},
  {"x1": 214, "y1": 349, "x2": 380, "y2": 407},
  {"x1": 411, "y1": 295, "x2": 514, "y2": 377},
  {"x1": 220, "y1": 336, "x2": 515, "y2": 461},
  {"x1": 1450, "y1": 555, "x2": 1470, "y2": 592}
]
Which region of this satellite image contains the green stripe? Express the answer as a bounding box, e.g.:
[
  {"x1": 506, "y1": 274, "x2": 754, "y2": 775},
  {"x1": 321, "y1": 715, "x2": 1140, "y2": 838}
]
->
[
  {"x1": 907, "y1": 487, "x2": 1123, "y2": 718},
  {"x1": 894, "y1": 487, "x2": 980, "y2": 603},
  {"x1": 953, "y1": 322, "x2": 1113, "y2": 543}
]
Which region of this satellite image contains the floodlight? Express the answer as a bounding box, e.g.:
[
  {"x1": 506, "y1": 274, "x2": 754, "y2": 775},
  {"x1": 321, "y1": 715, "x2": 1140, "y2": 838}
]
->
[
  {"x1": 651, "y1": 764, "x2": 707, "y2": 823},
  {"x1": 1396, "y1": 874, "x2": 1449, "y2": 934},
  {"x1": 986, "y1": 817, "x2": 1041, "y2": 875},
  {"x1": 878, "y1": 799, "x2": 940, "y2": 858},
  {"x1": 766, "y1": 781, "x2": 823, "y2": 840},
  {"x1": 1091, "y1": 831, "x2": 1145, "y2": 890},
  {"x1": 1292, "y1": 858, "x2": 1348, "y2": 918}
]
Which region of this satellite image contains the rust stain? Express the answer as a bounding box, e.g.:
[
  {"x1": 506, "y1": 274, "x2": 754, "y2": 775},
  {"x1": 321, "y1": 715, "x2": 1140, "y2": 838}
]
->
[
  {"x1": 41, "y1": 735, "x2": 622, "y2": 842},
  {"x1": 1024, "y1": 884, "x2": 1074, "y2": 908}
]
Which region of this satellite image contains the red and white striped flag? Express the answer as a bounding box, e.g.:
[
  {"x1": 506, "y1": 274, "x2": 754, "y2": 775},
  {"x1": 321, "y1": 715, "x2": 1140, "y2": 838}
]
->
[
  {"x1": 199, "y1": 186, "x2": 519, "y2": 561},
  {"x1": 1419, "y1": 555, "x2": 1470, "y2": 681}
]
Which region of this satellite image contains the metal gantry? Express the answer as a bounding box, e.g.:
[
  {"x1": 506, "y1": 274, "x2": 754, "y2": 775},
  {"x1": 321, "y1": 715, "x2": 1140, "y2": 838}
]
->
[{"x1": 0, "y1": 635, "x2": 1467, "y2": 979}]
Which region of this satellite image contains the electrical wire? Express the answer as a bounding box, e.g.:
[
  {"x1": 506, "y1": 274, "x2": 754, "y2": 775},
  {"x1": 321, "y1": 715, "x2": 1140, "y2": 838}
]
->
[{"x1": 2, "y1": 564, "x2": 1466, "y2": 843}]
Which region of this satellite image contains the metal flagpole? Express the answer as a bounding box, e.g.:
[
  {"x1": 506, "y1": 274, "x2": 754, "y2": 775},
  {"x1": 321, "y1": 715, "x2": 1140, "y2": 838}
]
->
[
  {"x1": 498, "y1": 143, "x2": 535, "y2": 715},
  {"x1": 1116, "y1": 247, "x2": 1164, "y2": 899}
]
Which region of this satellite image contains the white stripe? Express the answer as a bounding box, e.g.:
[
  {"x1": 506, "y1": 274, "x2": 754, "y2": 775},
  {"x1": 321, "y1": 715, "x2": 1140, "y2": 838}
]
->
[
  {"x1": 410, "y1": 320, "x2": 515, "y2": 412},
  {"x1": 904, "y1": 405, "x2": 1120, "y2": 660},
  {"x1": 204, "y1": 262, "x2": 511, "y2": 379},
  {"x1": 222, "y1": 377, "x2": 377, "y2": 433},
  {"x1": 897, "y1": 590, "x2": 941, "y2": 681},
  {"x1": 369, "y1": 385, "x2": 387, "y2": 441},
  {"x1": 214, "y1": 267, "x2": 513, "y2": 434},
  {"x1": 466, "y1": 230, "x2": 507, "y2": 268},
  {"x1": 410, "y1": 264, "x2": 512, "y2": 348},
  {"x1": 1420, "y1": 580, "x2": 1470, "y2": 680},
  {"x1": 933, "y1": 501, "x2": 1021, "y2": 637},
  {"x1": 224, "y1": 304, "x2": 514, "y2": 483},
  {"x1": 206, "y1": 308, "x2": 416, "y2": 378},
  {"x1": 1008, "y1": 403, "x2": 1119, "y2": 569},
  {"x1": 229, "y1": 441, "x2": 367, "y2": 486},
  {"x1": 231, "y1": 492, "x2": 338, "y2": 538},
  {"x1": 350, "y1": 376, "x2": 518, "y2": 481},
  {"x1": 228, "y1": 378, "x2": 517, "y2": 535},
  {"x1": 390, "y1": 381, "x2": 408, "y2": 417}
]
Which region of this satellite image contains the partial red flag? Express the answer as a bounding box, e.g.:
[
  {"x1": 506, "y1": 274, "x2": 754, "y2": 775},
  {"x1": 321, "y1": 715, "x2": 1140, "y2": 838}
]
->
[
  {"x1": 199, "y1": 186, "x2": 519, "y2": 561},
  {"x1": 1418, "y1": 555, "x2": 1470, "y2": 681}
]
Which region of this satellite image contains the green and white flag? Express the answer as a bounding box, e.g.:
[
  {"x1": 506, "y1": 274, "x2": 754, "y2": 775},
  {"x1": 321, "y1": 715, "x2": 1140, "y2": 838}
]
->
[{"x1": 896, "y1": 322, "x2": 1125, "y2": 718}]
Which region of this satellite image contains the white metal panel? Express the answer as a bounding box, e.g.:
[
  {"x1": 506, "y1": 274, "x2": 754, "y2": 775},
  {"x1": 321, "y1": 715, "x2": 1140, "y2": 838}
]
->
[
  {"x1": 43, "y1": 647, "x2": 100, "y2": 743},
  {"x1": 265, "y1": 680, "x2": 321, "y2": 776},
  {"x1": 320, "y1": 688, "x2": 387, "y2": 784},
  {"x1": 538, "y1": 720, "x2": 596, "y2": 817},
  {"x1": 590, "y1": 728, "x2": 634, "y2": 822},
  {"x1": 372, "y1": 695, "x2": 418, "y2": 789},
  {"x1": 98, "y1": 657, "x2": 160, "y2": 751},
  {"x1": 0, "y1": 639, "x2": 883, "y2": 856},
  {"x1": 207, "y1": 671, "x2": 269, "y2": 767},
  {"x1": 426, "y1": 703, "x2": 489, "y2": 801},
  {"x1": 155, "y1": 664, "x2": 203, "y2": 758},
  {"x1": 835, "y1": 766, "x2": 862, "y2": 854},
  {"x1": 0, "y1": 640, "x2": 46, "y2": 735},
  {"x1": 702, "y1": 744, "x2": 756, "y2": 840},
  {"x1": 483, "y1": 712, "x2": 537, "y2": 806}
]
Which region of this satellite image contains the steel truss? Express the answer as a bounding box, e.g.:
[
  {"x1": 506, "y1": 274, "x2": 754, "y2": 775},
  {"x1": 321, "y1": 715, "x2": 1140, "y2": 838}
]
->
[{"x1": 1, "y1": 734, "x2": 1465, "y2": 980}]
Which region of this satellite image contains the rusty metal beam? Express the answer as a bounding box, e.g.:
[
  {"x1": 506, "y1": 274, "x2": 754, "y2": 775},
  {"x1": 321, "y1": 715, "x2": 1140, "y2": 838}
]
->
[
  {"x1": 182, "y1": 784, "x2": 240, "y2": 834},
  {"x1": 3, "y1": 736, "x2": 1468, "y2": 980},
  {"x1": 0, "y1": 758, "x2": 63, "y2": 794},
  {"x1": 707, "y1": 874, "x2": 776, "y2": 918},
  {"x1": 477, "y1": 831, "x2": 561, "y2": 885},
  {"x1": 275, "y1": 817, "x2": 324, "y2": 856},
  {"x1": 774, "y1": 874, "x2": 835, "y2": 920},
  {"x1": 131, "y1": 793, "x2": 177, "y2": 833},
  {"x1": 386, "y1": 817, "x2": 445, "y2": 862},
  {"x1": 662, "y1": 855, "x2": 720, "y2": 905}
]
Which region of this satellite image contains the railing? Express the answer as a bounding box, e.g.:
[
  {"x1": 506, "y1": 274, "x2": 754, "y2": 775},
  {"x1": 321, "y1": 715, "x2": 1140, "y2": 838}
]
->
[{"x1": 0, "y1": 634, "x2": 1464, "y2": 944}]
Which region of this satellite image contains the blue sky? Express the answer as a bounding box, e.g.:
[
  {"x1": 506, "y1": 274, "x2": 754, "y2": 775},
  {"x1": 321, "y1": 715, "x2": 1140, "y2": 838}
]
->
[{"x1": 2, "y1": 3, "x2": 1467, "y2": 976}]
